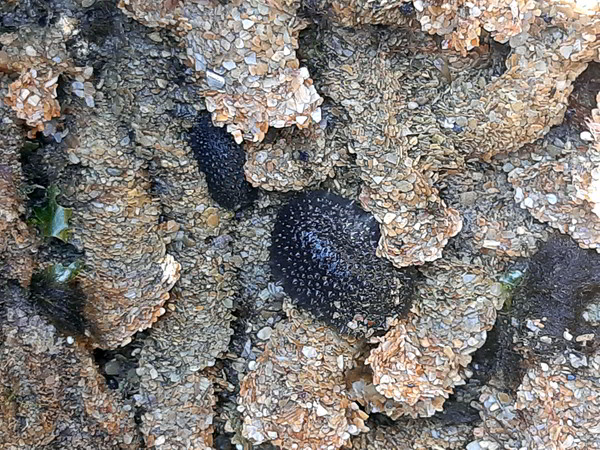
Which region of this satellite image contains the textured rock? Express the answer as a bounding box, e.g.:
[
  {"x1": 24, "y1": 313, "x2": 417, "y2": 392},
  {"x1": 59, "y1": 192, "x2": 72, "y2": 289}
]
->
[
  {"x1": 118, "y1": 0, "x2": 323, "y2": 143},
  {"x1": 239, "y1": 304, "x2": 370, "y2": 449},
  {"x1": 508, "y1": 91, "x2": 600, "y2": 252},
  {"x1": 0, "y1": 76, "x2": 37, "y2": 287},
  {"x1": 88, "y1": 23, "x2": 238, "y2": 447},
  {"x1": 244, "y1": 123, "x2": 346, "y2": 192},
  {"x1": 0, "y1": 284, "x2": 138, "y2": 449},
  {"x1": 271, "y1": 191, "x2": 416, "y2": 336},
  {"x1": 366, "y1": 256, "x2": 504, "y2": 417},
  {"x1": 0, "y1": 15, "x2": 182, "y2": 349},
  {"x1": 315, "y1": 27, "x2": 466, "y2": 268},
  {"x1": 354, "y1": 419, "x2": 474, "y2": 449},
  {"x1": 58, "y1": 98, "x2": 181, "y2": 348}
]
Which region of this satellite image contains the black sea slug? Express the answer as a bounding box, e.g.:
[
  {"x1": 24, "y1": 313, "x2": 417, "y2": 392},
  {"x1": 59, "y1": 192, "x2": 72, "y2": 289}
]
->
[
  {"x1": 270, "y1": 190, "x2": 416, "y2": 335},
  {"x1": 189, "y1": 114, "x2": 257, "y2": 210}
]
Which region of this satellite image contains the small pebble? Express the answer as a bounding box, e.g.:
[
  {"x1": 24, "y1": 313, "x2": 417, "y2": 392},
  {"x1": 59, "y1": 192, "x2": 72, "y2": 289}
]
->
[{"x1": 105, "y1": 359, "x2": 121, "y2": 376}]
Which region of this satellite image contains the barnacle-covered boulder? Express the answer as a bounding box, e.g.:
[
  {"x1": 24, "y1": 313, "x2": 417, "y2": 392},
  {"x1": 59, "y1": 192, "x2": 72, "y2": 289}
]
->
[
  {"x1": 309, "y1": 0, "x2": 600, "y2": 165},
  {"x1": 118, "y1": 0, "x2": 323, "y2": 143},
  {"x1": 136, "y1": 135, "x2": 236, "y2": 448},
  {"x1": 474, "y1": 358, "x2": 600, "y2": 450},
  {"x1": 57, "y1": 99, "x2": 180, "y2": 348},
  {"x1": 354, "y1": 417, "x2": 474, "y2": 449},
  {"x1": 0, "y1": 13, "x2": 179, "y2": 348},
  {"x1": 0, "y1": 284, "x2": 138, "y2": 449},
  {"x1": 135, "y1": 368, "x2": 217, "y2": 450},
  {"x1": 444, "y1": 157, "x2": 549, "y2": 259},
  {"x1": 434, "y1": 2, "x2": 600, "y2": 162},
  {"x1": 239, "y1": 304, "x2": 370, "y2": 449},
  {"x1": 78, "y1": 22, "x2": 240, "y2": 446},
  {"x1": 366, "y1": 257, "x2": 504, "y2": 417},
  {"x1": 190, "y1": 113, "x2": 257, "y2": 210},
  {"x1": 271, "y1": 191, "x2": 416, "y2": 336},
  {"x1": 314, "y1": 27, "x2": 465, "y2": 268}
]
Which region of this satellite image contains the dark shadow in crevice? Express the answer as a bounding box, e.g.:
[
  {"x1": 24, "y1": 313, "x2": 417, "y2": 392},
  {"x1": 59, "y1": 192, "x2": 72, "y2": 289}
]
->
[{"x1": 567, "y1": 61, "x2": 600, "y2": 132}]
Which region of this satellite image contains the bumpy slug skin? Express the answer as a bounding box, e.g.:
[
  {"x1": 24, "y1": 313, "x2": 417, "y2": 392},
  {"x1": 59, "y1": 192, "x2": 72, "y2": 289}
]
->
[
  {"x1": 270, "y1": 190, "x2": 416, "y2": 336},
  {"x1": 189, "y1": 114, "x2": 257, "y2": 211}
]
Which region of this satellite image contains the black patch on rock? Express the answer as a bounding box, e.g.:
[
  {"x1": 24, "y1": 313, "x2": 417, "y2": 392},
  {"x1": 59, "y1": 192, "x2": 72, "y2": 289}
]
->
[
  {"x1": 514, "y1": 234, "x2": 600, "y2": 346},
  {"x1": 270, "y1": 191, "x2": 416, "y2": 335},
  {"x1": 474, "y1": 235, "x2": 600, "y2": 392},
  {"x1": 29, "y1": 269, "x2": 88, "y2": 336},
  {"x1": 189, "y1": 114, "x2": 257, "y2": 211}
]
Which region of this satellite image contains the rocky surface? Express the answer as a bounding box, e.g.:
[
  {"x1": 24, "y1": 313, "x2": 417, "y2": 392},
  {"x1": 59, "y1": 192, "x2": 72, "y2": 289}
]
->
[
  {"x1": 0, "y1": 284, "x2": 139, "y2": 449},
  {"x1": 1, "y1": 0, "x2": 600, "y2": 449}
]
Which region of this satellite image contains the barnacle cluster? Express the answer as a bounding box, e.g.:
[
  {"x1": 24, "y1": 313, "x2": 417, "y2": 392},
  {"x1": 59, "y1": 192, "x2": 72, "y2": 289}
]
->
[
  {"x1": 270, "y1": 191, "x2": 416, "y2": 335},
  {"x1": 0, "y1": 284, "x2": 138, "y2": 449}
]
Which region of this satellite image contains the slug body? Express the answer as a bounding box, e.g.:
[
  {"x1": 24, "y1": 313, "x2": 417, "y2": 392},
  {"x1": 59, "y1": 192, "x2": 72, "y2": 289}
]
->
[
  {"x1": 189, "y1": 114, "x2": 257, "y2": 210},
  {"x1": 270, "y1": 191, "x2": 415, "y2": 335}
]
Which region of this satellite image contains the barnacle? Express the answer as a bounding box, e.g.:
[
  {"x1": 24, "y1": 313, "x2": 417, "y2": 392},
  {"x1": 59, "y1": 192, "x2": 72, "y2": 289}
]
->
[
  {"x1": 189, "y1": 114, "x2": 257, "y2": 211},
  {"x1": 270, "y1": 190, "x2": 416, "y2": 336}
]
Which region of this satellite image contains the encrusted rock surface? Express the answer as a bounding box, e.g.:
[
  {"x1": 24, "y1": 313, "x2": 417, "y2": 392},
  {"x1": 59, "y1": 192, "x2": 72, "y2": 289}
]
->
[
  {"x1": 89, "y1": 22, "x2": 238, "y2": 446},
  {"x1": 1, "y1": 16, "x2": 182, "y2": 349},
  {"x1": 473, "y1": 356, "x2": 600, "y2": 450},
  {"x1": 366, "y1": 256, "x2": 504, "y2": 417},
  {"x1": 510, "y1": 93, "x2": 600, "y2": 252},
  {"x1": 2, "y1": 0, "x2": 600, "y2": 448},
  {"x1": 238, "y1": 304, "x2": 370, "y2": 449},
  {"x1": 58, "y1": 98, "x2": 180, "y2": 348},
  {"x1": 244, "y1": 122, "x2": 346, "y2": 191},
  {"x1": 314, "y1": 27, "x2": 466, "y2": 268},
  {"x1": 137, "y1": 135, "x2": 236, "y2": 448},
  {"x1": 0, "y1": 284, "x2": 138, "y2": 449},
  {"x1": 446, "y1": 15, "x2": 600, "y2": 163},
  {"x1": 0, "y1": 77, "x2": 37, "y2": 287},
  {"x1": 354, "y1": 419, "x2": 474, "y2": 449},
  {"x1": 118, "y1": 0, "x2": 323, "y2": 144}
]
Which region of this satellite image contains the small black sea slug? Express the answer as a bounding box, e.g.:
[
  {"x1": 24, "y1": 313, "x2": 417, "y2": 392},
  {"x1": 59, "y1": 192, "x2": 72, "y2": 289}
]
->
[
  {"x1": 270, "y1": 190, "x2": 416, "y2": 335},
  {"x1": 189, "y1": 114, "x2": 257, "y2": 210}
]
